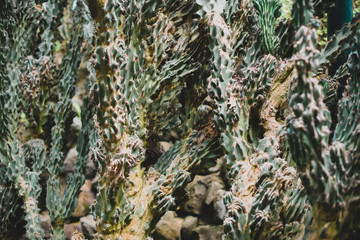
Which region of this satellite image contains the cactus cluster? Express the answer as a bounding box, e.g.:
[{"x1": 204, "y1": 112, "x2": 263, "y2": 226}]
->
[
  {"x1": 0, "y1": 0, "x2": 92, "y2": 239},
  {"x1": 287, "y1": 1, "x2": 360, "y2": 238},
  {"x1": 1, "y1": 0, "x2": 360, "y2": 239}
]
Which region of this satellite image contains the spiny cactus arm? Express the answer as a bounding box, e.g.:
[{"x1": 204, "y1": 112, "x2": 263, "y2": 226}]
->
[
  {"x1": 111, "y1": 127, "x2": 221, "y2": 240},
  {"x1": 3, "y1": 140, "x2": 46, "y2": 240},
  {"x1": 5, "y1": 1, "x2": 41, "y2": 127},
  {"x1": 253, "y1": 0, "x2": 282, "y2": 55},
  {"x1": 0, "y1": 1, "x2": 47, "y2": 238},
  {"x1": 200, "y1": 0, "x2": 241, "y2": 165},
  {"x1": 223, "y1": 0, "x2": 241, "y2": 25},
  {"x1": 285, "y1": 0, "x2": 360, "y2": 238},
  {"x1": 0, "y1": 8, "x2": 13, "y2": 226},
  {"x1": 0, "y1": 171, "x2": 23, "y2": 239},
  {"x1": 0, "y1": 1, "x2": 13, "y2": 142},
  {"x1": 86, "y1": 1, "x2": 218, "y2": 238},
  {"x1": 291, "y1": 0, "x2": 314, "y2": 29},
  {"x1": 56, "y1": 89, "x2": 94, "y2": 238},
  {"x1": 333, "y1": 38, "x2": 360, "y2": 147},
  {"x1": 325, "y1": 35, "x2": 360, "y2": 238},
  {"x1": 46, "y1": 3, "x2": 90, "y2": 238},
  {"x1": 287, "y1": 0, "x2": 328, "y2": 175},
  {"x1": 319, "y1": 14, "x2": 360, "y2": 69},
  {"x1": 88, "y1": 1, "x2": 146, "y2": 235},
  {"x1": 65, "y1": 89, "x2": 95, "y2": 204},
  {"x1": 230, "y1": 0, "x2": 259, "y2": 58},
  {"x1": 19, "y1": 0, "x2": 66, "y2": 137},
  {"x1": 275, "y1": 18, "x2": 295, "y2": 58}
]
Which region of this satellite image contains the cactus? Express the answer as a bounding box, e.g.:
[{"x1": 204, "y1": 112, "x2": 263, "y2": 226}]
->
[
  {"x1": 0, "y1": 0, "x2": 92, "y2": 239},
  {"x1": 287, "y1": 0, "x2": 360, "y2": 239},
  {"x1": 253, "y1": 0, "x2": 282, "y2": 55},
  {"x1": 1, "y1": 0, "x2": 360, "y2": 239}
]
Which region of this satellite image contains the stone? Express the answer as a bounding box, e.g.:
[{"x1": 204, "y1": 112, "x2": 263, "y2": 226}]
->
[
  {"x1": 80, "y1": 215, "x2": 96, "y2": 239},
  {"x1": 85, "y1": 157, "x2": 96, "y2": 179},
  {"x1": 180, "y1": 216, "x2": 198, "y2": 240},
  {"x1": 182, "y1": 176, "x2": 208, "y2": 215},
  {"x1": 153, "y1": 211, "x2": 183, "y2": 240},
  {"x1": 64, "y1": 222, "x2": 82, "y2": 240},
  {"x1": 40, "y1": 210, "x2": 52, "y2": 239},
  {"x1": 72, "y1": 180, "x2": 96, "y2": 217},
  {"x1": 64, "y1": 147, "x2": 78, "y2": 173},
  {"x1": 208, "y1": 157, "x2": 225, "y2": 173},
  {"x1": 205, "y1": 181, "x2": 224, "y2": 205},
  {"x1": 213, "y1": 190, "x2": 227, "y2": 222},
  {"x1": 193, "y1": 225, "x2": 223, "y2": 240},
  {"x1": 63, "y1": 146, "x2": 95, "y2": 179},
  {"x1": 159, "y1": 141, "x2": 173, "y2": 152},
  {"x1": 71, "y1": 116, "x2": 82, "y2": 132}
]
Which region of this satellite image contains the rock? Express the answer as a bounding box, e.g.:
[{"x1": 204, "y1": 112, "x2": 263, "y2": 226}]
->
[
  {"x1": 153, "y1": 211, "x2": 183, "y2": 240},
  {"x1": 208, "y1": 157, "x2": 225, "y2": 173},
  {"x1": 64, "y1": 146, "x2": 95, "y2": 179},
  {"x1": 80, "y1": 215, "x2": 96, "y2": 239},
  {"x1": 40, "y1": 210, "x2": 52, "y2": 239},
  {"x1": 71, "y1": 116, "x2": 82, "y2": 132},
  {"x1": 180, "y1": 216, "x2": 198, "y2": 240},
  {"x1": 201, "y1": 189, "x2": 227, "y2": 224},
  {"x1": 85, "y1": 157, "x2": 96, "y2": 179},
  {"x1": 72, "y1": 180, "x2": 96, "y2": 217},
  {"x1": 64, "y1": 222, "x2": 82, "y2": 240},
  {"x1": 213, "y1": 190, "x2": 227, "y2": 223},
  {"x1": 193, "y1": 225, "x2": 223, "y2": 240},
  {"x1": 64, "y1": 147, "x2": 78, "y2": 173},
  {"x1": 205, "y1": 181, "x2": 224, "y2": 205},
  {"x1": 182, "y1": 176, "x2": 207, "y2": 215},
  {"x1": 159, "y1": 141, "x2": 173, "y2": 152}
]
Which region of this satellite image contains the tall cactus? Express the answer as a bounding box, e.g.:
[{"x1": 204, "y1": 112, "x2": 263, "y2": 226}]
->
[
  {"x1": 1, "y1": 0, "x2": 360, "y2": 239},
  {"x1": 287, "y1": 0, "x2": 360, "y2": 238},
  {"x1": 0, "y1": 0, "x2": 92, "y2": 239}
]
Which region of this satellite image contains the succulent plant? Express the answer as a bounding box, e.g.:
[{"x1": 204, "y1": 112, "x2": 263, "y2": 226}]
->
[
  {"x1": 1, "y1": 0, "x2": 360, "y2": 239},
  {"x1": 0, "y1": 0, "x2": 92, "y2": 239}
]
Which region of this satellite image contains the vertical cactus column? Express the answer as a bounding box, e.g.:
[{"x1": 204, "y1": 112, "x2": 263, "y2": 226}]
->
[
  {"x1": 287, "y1": 0, "x2": 360, "y2": 238},
  {"x1": 46, "y1": 3, "x2": 89, "y2": 237},
  {"x1": 0, "y1": 0, "x2": 92, "y2": 238},
  {"x1": 85, "y1": 0, "x2": 225, "y2": 238},
  {"x1": 0, "y1": 1, "x2": 44, "y2": 238}
]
